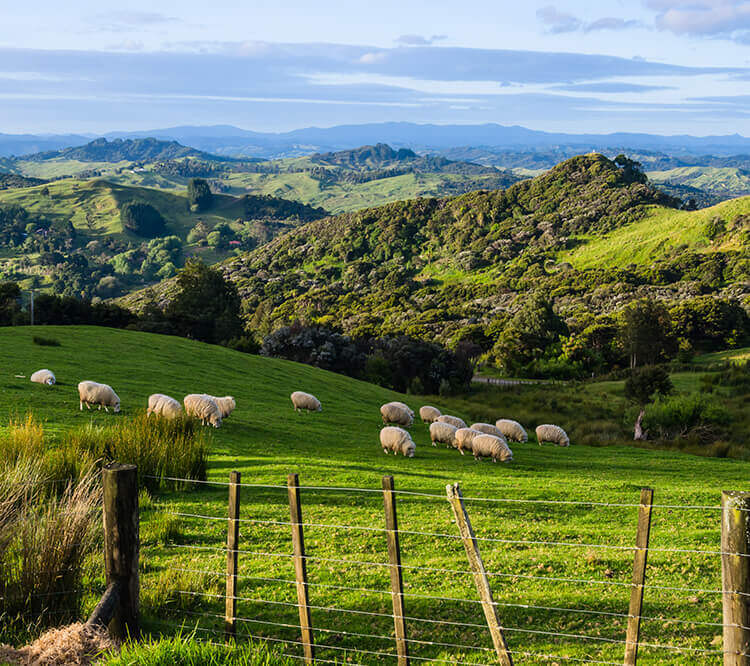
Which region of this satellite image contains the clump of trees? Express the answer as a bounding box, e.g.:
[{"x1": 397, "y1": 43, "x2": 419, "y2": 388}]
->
[
  {"x1": 187, "y1": 178, "x2": 212, "y2": 211},
  {"x1": 120, "y1": 201, "x2": 166, "y2": 238}
]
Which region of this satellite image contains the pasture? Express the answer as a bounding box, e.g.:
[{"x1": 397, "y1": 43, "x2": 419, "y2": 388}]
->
[{"x1": 1, "y1": 326, "x2": 748, "y2": 663}]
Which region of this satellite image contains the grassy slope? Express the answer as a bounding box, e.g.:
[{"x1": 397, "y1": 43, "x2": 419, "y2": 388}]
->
[
  {"x1": 562, "y1": 195, "x2": 750, "y2": 269},
  {"x1": 648, "y1": 166, "x2": 750, "y2": 196},
  {"x1": 0, "y1": 326, "x2": 747, "y2": 663},
  {"x1": 0, "y1": 179, "x2": 239, "y2": 241}
]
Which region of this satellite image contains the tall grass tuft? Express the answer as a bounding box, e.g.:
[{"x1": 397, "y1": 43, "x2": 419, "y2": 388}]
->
[
  {"x1": 68, "y1": 413, "x2": 209, "y2": 490},
  {"x1": 0, "y1": 414, "x2": 44, "y2": 464}
]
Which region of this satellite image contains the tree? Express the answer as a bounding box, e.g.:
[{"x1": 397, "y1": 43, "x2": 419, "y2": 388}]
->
[
  {"x1": 187, "y1": 178, "x2": 212, "y2": 211},
  {"x1": 0, "y1": 281, "x2": 23, "y2": 326},
  {"x1": 120, "y1": 201, "x2": 166, "y2": 238},
  {"x1": 624, "y1": 366, "x2": 673, "y2": 440},
  {"x1": 165, "y1": 259, "x2": 244, "y2": 344},
  {"x1": 618, "y1": 299, "x2": 676, "y2": 368}
]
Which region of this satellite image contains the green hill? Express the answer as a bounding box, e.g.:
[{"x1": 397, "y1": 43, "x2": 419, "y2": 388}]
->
[
  {"x1": 1, "y1": 325, "x2": 747, "y2": 663},
  {"x1": 24, "y1": 137, "x2": 221, "y2": 163},
  {"x1": 647, "y1": 165, "x2": 750, "y2": 200}
]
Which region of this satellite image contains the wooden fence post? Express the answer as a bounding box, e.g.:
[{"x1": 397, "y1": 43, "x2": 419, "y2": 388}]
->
[
  {"x1": 288, "y1": 474, "x2": 315, "y2": 664},
  {"x1": 446, "y1": 483, "x2": 513, "y2": 666},
  {"x1": 225, "y1": 471, "x2": 241, "y2": 641},
  {"x1": 623, "y1": 488, "x2": 654, "y2": 666},
  {"x1": 382, "y1": 476, "x2": 409, "y2": 666},
  {"x1": 722, "y1": 491, "x2": 750, "y2": 665},
  {"x1": 101, "y1": 462, "x2": 140, "y2": 640}
]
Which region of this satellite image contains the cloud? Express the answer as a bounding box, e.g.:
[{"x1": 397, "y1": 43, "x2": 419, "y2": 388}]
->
[
  {"x1": 553, "y1": 81, "x2": 674, "y2": 93},
  {"x1": 537, "y1": 6, "x2": 644, "y2": 34},
  {"x1": 395, "y1": 34, "x2": 448, "y2": 46},
  {"x1": 645, "y1": 0, "x2": 750, "y2": 40},
  {"x1": 90, "y1": 11, "x2": 179, "y2": 33}
]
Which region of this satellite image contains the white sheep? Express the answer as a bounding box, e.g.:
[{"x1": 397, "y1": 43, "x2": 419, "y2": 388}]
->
[
  {"x1": 30, "y1": 369, "x2": 55, "y2": 385},
  {"x1": 379, "y1": 426, "x2": 416, "y2": 457},
  {"x1": 437, "y1": 414, "x2": 467, "y2": 429},
  {"x1": 211, "y1": 396, "x2": 236, "y2": 419},
  {"x1": 291, "y1": 391, "x2": 322, "y2": 412},
  {"x1": 429, "y1": 421, "x2": 458, "y2": 448},
  {"x1": 419, "y1": 405, "x2": 442, "y2": 423},
  {"x1": 78, "y1": 381, "x2": 120, "y2": 413},
  {"x1": 390, "y1": 401, "x2": 415, "y2": 418},
  {"x1": 184, "y1": 394, "x2": 222, "y2": 428},
  {"x1": 495, "y1": 419, "x2": 528, "y2": 443},
  {"x1": 470, "y1": 422, "x2": 504, "y2": 438},
  {"x1": 454, "y1": 428, "x2": 483, "y2": 455},
  {"x1": 147, "y1": 393, "x2": 182, "y2": 419},
  {"x1": 472, "y1": 434, "x2": 513, "y2": 463},
  {"x1": 380, "y1": 402, "x2": 414, "y2": 428},
  {"x1": 535, "y1": 424, "x2": 570, "y2": 447}
]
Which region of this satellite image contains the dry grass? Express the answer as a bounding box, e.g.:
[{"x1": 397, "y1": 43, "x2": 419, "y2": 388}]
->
[{"x1": 0, "y1": 622, "x2": 114, "y2": 665}]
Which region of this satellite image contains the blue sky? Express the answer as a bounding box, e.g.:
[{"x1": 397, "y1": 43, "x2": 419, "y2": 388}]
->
[{"x1": 1, "y1": 0, "x2": 749, "y2": 135}]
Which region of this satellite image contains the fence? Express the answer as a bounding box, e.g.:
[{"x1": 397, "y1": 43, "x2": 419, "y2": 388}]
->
[
  {"x1": 132, "y1": 470, "x2": 750, "y2": 665},
  {"x1": 8, "y1": 466, "x2": 750, "y2": 664}
]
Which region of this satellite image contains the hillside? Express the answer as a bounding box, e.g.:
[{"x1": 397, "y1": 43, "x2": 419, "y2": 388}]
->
[
  {"x1": 120, "y1": 153, "x2": 749, "y2": 346},
  {"x1": 23, "y1": 138, "x2": 223, "y2": 163},
  {"x1": 1, "y1": 325, "x2": 748, "y2": 663},
  {"x1": 647, "y1": 166, "x2": 750, "y2": 200}
]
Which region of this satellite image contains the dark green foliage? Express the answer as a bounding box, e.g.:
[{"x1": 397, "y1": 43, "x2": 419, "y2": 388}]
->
[
  {"x1": 239, "y1": 194, "x2": 326, "y2": 222},
  {"x1": 0, "y1": 281, "x2": 23, "y2": 325},
  {"x1": 618, "y1": 299, "x2": 677, "y2": 368},
  {"x1": 187, "y1": 178, "x2": 212, "y2": 210},
  {"x1": 165, "y1": 259, "x2": 244, "y2": 344},
  {"x1": 32, "y1": 335, "x2": 60, "y2": 347},
  {"x1": 625, "y1": 366, "x2": 673, "y2": 407},
  {"x1": 670, "y1": 296, "x2": 750, "y2": 352},
  {"x1": 120, "y1": 201, "x2": 167, "y2": 238},
  {"x1": 33, "y1": 293, "x2": 136, "y2": 328},
  {"x1": 0, "y1": 174, "x2": 46, "y2": 190},
  {"x1": 643, "y1": 394, "x2": 731, "y2": 441},
  {"x1": 26, "y1": 137, "x2": 214, "y2": 163}
]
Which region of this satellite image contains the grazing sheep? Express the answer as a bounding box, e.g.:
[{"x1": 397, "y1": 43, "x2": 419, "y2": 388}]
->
[
  {"x1": 379, "y1": 426, "x2": 416, "y2": 457},
  {"x1": 437, "y1": 414, "x2": 467, "y2": 429},
  {"x1": 184, "y1": 394, "x2": 222, "y2": 428},
  {"x1": 291, "y1": 391, "x2": 322, "y2": 412},
  {"x1": 380, "y1": 402, "x2": 414, "y2": 428},
  {"x1": 471, "y1": 422, "x2": 504, "y2": 438},
  {"x1": 535, "y1": 424, "x2": 570, "y2": 447},
  {"x1": 78, "y1": 381, "x2": 120, "y2": 413},
  {"x1": 211, "y1": 396, "x2": 236, "y2": 419},
  {"x1": 429, "y1": 421, "x2": 458, "y2": 448},
  {"x1": 419, "y1": 405, "x2": 442, "y2": 423},
  {"x1": 472, "y1": 434, "x2": 513, "y2": 463},
  {"x1": 30, "y1": 369, "x2": 55, "y2": 385},
  {"x1": 495, "y1": 419, "x2": 528, "y2": 443},
  {"x1": 454, "y1": 428, "x2": 484, "y2": 455},
  {"x1": 390, "y1": 401, "x2": 415, "y2": 417},
  {"x1": 147, "y1": 393, "x2": 182, "y2": 419}
]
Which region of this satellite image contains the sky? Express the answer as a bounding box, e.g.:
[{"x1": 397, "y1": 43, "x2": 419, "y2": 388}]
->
[{"x1": 1, "y1": 0, "x2": 749, "y2": 135}]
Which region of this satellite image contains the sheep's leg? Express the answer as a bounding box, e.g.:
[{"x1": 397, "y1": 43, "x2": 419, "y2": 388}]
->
[
  {"x1": 459, "y1": 448, "x2": 464, "y2": 455},
  {"x1": 80, "y1": 401, "x2": 83, "y2": 411},
  {"x1": 383, "y1": 448, "x2": 388, "y2": 455},
  {"x1": 104, "y1": 405, "x2": 109, "y2": 413},
  {"x1": 86, "y1": 402, "x2": 91, "y2": 410}
]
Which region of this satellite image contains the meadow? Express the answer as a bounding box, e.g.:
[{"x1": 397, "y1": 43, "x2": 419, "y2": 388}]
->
[{"x1": 1, "y1": 326, "x2": 748, "y2": 663}]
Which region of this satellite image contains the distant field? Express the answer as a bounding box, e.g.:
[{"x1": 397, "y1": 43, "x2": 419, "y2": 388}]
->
[
  {"x1": 562, "y1": 196, "x2": 750, "y2": 269},
  {"x1": 0, "y1": 326, "x2": 746, "y2": 663},
  {"x1": 648, "y1": 165, "x2": 750, "y2": 198},
  {"x1": 692, "y1": 346, "x2": 750, "y2": 365}
]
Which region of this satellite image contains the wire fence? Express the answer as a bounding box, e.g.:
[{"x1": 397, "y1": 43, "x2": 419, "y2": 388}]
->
[{"x1": 137, "y1": 473, "x2": 749, "y2": 665}]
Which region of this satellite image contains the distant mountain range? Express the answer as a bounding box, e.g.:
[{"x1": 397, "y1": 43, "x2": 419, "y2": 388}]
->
[{"x1": 3, "y1": 123, "x2": 750, "y2": 159}]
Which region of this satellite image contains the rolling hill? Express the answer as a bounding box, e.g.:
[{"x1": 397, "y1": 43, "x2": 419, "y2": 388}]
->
[
  {"x1": 121, "y1": 153, "x2": 749, "y2": 345},
  {"x1": 1, "y1": 324, "x2": 747, "y2": 663}
]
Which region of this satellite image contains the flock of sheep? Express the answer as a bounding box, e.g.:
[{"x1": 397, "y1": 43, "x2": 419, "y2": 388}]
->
[
  {"x1": 30, "y1": 368, "x2": 569, "y2": 464},
  {"x1": 378, "y1": 401, "x2": 569, "y2": 463},
  {"x1": 29, "y1": 368, "x2": 236, "y2": 427}
]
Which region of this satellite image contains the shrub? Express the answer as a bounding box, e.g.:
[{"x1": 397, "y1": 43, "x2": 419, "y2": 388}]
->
[
  {"x1": 642, "y1": 394, "x2": 731, "y2": 441},
  {"x1": 120, "y1": 201, "x2": 166, "y2": 238},
  {"x1": 32, "y1": 335, "x2": 60, "y2": 347}
]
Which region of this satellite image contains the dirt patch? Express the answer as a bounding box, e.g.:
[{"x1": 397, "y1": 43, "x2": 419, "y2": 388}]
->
[{"x1": 0, "y1": 623, "x2": 115, "y2": 665}]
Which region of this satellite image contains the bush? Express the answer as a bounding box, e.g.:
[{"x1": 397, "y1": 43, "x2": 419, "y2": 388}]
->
[
  {"x1": 120, "y1": 201, "x2": 166, "y2": 238},
  {"x1": 642, "y1": 394, "x2": 731, "y2": 441},
  {"x1": 32, "y1": 335, "x2": 60, "y2": 347}
]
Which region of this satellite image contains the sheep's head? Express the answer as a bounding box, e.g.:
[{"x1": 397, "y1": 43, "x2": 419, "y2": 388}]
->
[
  {"x1": 210, "y1": 413, "x2": 222, "y2": 428},
  {"x1": 498, "y1": 445, "x2": 513, "y2": 462},
  {"x1": 113, "y1": 402, "x2": 121, "y2": 413},
  {"x1": 404, "y1": 442, "x2": 416, "y2": 458}
]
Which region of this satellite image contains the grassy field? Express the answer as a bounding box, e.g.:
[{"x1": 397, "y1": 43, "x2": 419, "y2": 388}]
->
[
  {"x1": 561, "y1": 196, "x2": 750, "y2": 269},
  {"x1": 647, "y1": 166, "x2": 750, "y2": 198},
  {"x1": 692, "y1": 347, "x2": 750, "y2": 365},
  {"x1": 1, "y1": 326, "x2": 747, "y2": 663}
]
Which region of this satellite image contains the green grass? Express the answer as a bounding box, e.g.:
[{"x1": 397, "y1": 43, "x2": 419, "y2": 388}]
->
[
  {"x1": 693, "y1": 347, "x2": 750, "y2": 365},
  {"x1": 647, "y1": 166, "x2": 750, "y2": 196},
  {"x1": 561, "y1": 196, "x2": 750, "y2": 269},
  {"x1": 1, "y1": 326, "x2": 748, "y2": 663}
]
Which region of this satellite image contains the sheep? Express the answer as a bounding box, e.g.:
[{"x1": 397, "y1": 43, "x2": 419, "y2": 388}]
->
[
  {"x1": 390, "y1": 401, "x2": 415, "y2": 418},
  {"x1": 184, "y1": 394, "x2": 222, "y2": 428},
  {"x1": 454, "y1": 428, "x2": 484, "y2": 455},
  {"x1": 211, "y1": 396, "x2": 236, "y2": 419},
  {"x1": 78, "y1": 381, "x2": 120, "y2": 413},
  {"x1": 379, "y1": 426, "x2": 416, "y2": 457},
  {"x1": 419, "y1": 405, "x2": 442, "y2": 423},
  {"x1": 470, "y1": 422, "x2": 504, "y2": 438},
  {"x1": 291, "y1": 391, "x2": 322, "y2": 412},
  {"x1": 495, "y1": 419, "x2": 528, "y2": 443},
  {"x1": 380, "y1": 402, "x2": 414, "y2": 428},
  {"x1": 429, "y1": 421, "x2": 458, "y2": 448},
  {"x1": 30, "y1": 369, "x2": 55, "y2": 385},
  {"x1": 472, "y1": 434, "x2": 513, "y2": 463},
  {"x1": 437, "y1": 414, "x2": 467, "y2": 429},
  {"x1": 147, "y1": 393, "x2": 182, "y2": 419},
  {"x1": 535, "y1": 424, "x2": 570, "y2": 447}
]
